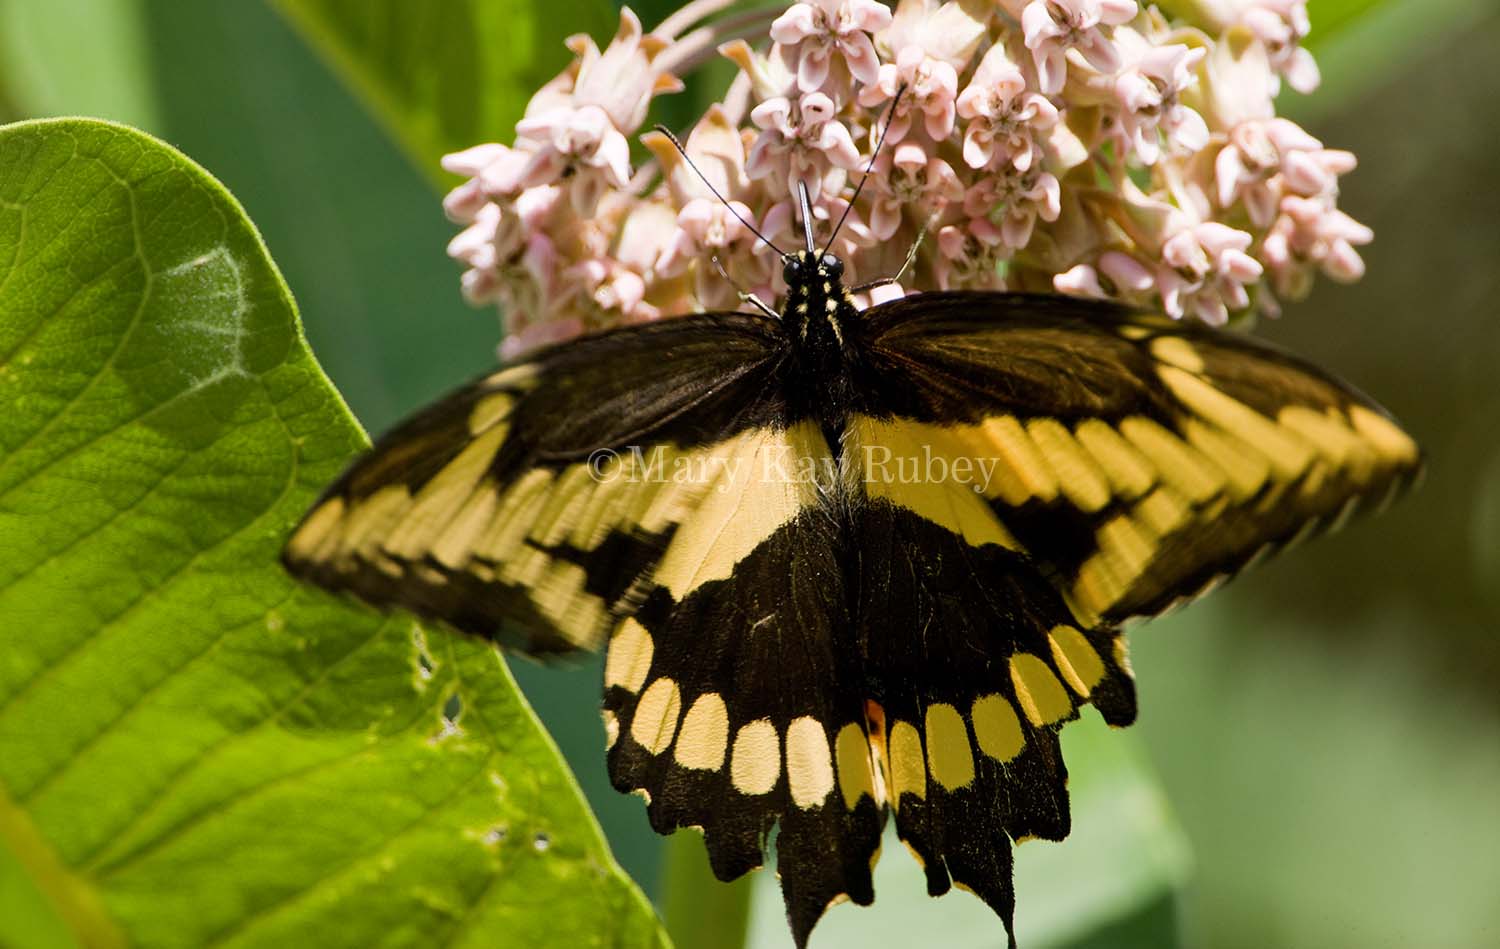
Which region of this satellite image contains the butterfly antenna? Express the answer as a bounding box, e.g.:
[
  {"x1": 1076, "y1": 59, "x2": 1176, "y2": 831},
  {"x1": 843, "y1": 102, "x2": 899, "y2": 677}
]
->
[
  {"x1": 797, "y1": 180, "x2": 816, "y2": 254},
  {"x1": 653, "y1": 124, "x2": 787, "y2": 258},
  {"x1": 820, "y1": 84, "x2": 906, "y2": 259}
]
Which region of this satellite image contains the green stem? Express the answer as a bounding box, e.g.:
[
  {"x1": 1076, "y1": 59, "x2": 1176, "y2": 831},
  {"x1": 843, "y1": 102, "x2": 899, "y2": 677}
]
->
[{"x1": 659, "y1": 830, "x2": 754, "y2": 949}]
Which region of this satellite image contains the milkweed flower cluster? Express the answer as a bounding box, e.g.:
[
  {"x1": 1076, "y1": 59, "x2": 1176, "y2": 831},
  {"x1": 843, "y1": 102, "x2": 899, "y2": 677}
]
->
[{"x1": 442, "y1": 0, "x2": 1367, "y2": 356}]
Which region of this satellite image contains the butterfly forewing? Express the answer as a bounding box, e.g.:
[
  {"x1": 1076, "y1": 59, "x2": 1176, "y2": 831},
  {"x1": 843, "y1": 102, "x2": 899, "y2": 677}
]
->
[
  {"x1": 283, "y1": 312, "x2": 787, "y2": 655},
  {"x1": 858, "y1": 292, "x2": 1423, "y2": 627}
]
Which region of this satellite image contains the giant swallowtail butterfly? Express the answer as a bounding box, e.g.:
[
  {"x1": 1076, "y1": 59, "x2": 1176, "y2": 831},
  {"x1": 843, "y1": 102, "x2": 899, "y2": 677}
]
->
[{"x1": 282, "y1": 194, "x2": 1419, "y2": 945}]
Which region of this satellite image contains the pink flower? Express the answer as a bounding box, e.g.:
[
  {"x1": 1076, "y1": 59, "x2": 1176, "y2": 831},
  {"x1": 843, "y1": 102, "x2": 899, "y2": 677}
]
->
[
  {"x1": 866, "y1": 143, "x2": 963, "y2": 241},
  {"x1": 1262, "y1": 194, "x2": 1372, "y2": 296},
  {"x1": 438, "y1": 0, "x2": 1370, "y2": 348},
  {"x1": 963, "y1": 167, "x2": 1063, "y2": 249},
  {"x1": 1111, "y1": 37, "x2": 1208, "y2": 164},
  {"x1": 1157, "y1": 220, "x2": 1263, "y2": 324},
  {"x1": 1241, "y1": 2, "x2": 1319, "y2": 93},
  {"x1": 879, "y1": 0, "x2": 991, "y2": 70},
  {"x1": 567, "y1": 7, "x2": 680, "y2": 133},
  {"x1": 1214, "y1": 117, "x2": 1351, "y2": 226},
  {"x1": 747, "y1": 91, "x2": 864, "y2": 201},
  {"x1": 858, "y1": 45, "x2": 959, "y2": 143},
  {"x1": 1054, "y1": 250, "x2": 1155, "y2": 299},
  {"x1": 441, "y1": 144, "x2": 510, "y2": 221},
  {"x1": 1016, "y1": 0, "x2": 1140, "y2": 95},
  {"x1": 512, "y1": 105, "x2": 632, "y2": 213},
  {"x1": 500, "y1": 314, "x2": 585, "y2": 360},
  {"x1": 935, "y1": 218, "x2": 1007, "y2": 289},
  {"x1": 770, "y1": 0, "x2": 892, "y2": 92},
  {"x1": 658, "y1": 198, "x2": 758, "y2": 273},
  {"x1": 956, "y1": 44, "x2": 1059, "y2": 171},
  {"x1": 493, "y1": 9, "x2": 681, "y2": 214}
]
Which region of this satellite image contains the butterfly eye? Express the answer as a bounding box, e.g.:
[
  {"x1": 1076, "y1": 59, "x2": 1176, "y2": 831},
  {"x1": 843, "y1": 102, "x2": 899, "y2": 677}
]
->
[
  {"x1": 782, "y1": 257, "x2": 803, "y2": 284},
  {"x1": 822, "y1": 255, "x2": 843, "y2": 279}
]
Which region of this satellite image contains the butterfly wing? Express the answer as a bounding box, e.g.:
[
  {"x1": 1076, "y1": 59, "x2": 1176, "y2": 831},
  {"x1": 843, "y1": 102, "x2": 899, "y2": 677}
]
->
[
  {"x1": 282, "y1": 312, "x2": 789, "y2": 655},
  {"x1": 600, "y1": 418, "x2": 886, "y2": 947},
  {"x1": 286, "y1": 313, "x2": 886, "y2": 939},
  {"x1": 835, "y1": 291, "x2": 1420, "y2": 942},
  {"x1": 855, "y1": 291, "x2": 1422, "y2": 626}
]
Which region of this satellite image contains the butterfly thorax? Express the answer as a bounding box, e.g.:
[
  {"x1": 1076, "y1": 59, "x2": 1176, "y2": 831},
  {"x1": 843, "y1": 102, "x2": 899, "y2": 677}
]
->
[{"x1": 780, "y1": 250, "x2": 861, "y2": 426}]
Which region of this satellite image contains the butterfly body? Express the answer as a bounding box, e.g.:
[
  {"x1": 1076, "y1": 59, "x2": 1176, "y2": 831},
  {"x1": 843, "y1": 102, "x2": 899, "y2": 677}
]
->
[{"x1": 283, "y1": 249, "x2": 1420, "y2": 947}]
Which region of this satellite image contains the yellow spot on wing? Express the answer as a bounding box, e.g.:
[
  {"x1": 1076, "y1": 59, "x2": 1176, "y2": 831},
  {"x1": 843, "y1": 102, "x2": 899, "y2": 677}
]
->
[
  {"x1": 529, "y1": 464, "x2": 595, "y2": 546},
  {"x1": 1074, "y1": 419, "x2": 1156, "y2": 498},
  {"x1": 497, "y1": 544, "x2": 549, "y2": 588},
  {"x1": 979, "y1": 415, "x2": 1060, "y2": 505},
  {"x1": 1150, "y1": 336, "x2": 1206, "y2": 373},
  {"x1": 834, "y1": 723, "x2": 875, "y2": 809},
  {"x1": 484, "y1": 363, "x2": 540, "y2": 391},
  {"x1": 888, "y1": 721, "x2": 926, "y2": 804},
  {"x1": 429, "y1": 486, "x2": 498, "y2": 569},
  {"x1": 674, "y1": 693, "x2": 729, "y2": 771},
  {"x1": 1132, "y1": 485, "x2": 1192, "y2": 538},
  {"x1": 1346, "y1": 405, "x2": 1418, "y2": 464},
  {"x1": 467, "y1": 392, "x2": 513, "y2": 434},
  {"x1": 637, "y1": 443, "x2": 725, "y2": 533},
  {"x1": 384, "y1": 425, "x2": 508, "y2": 559},
  {"x1": 604, "y1": 618, "x2": 653, "y2": 693},
  {"x1": 731, "y1": 720, "x2": 781, "y2": 795},
  {"x1": 1119, "y1": 416, "x2": 1226, "y2": 504},
  {"x1": 338, "y1": 485, "x2": 410, "y2": 555},
  {"x1": 654, "y1": 423, "x2": 825, "y2": 599},
  {"x1": 924, "y1": 704, "x2": 975, "y2": 791},
  {"x1": 568, "y1": 461, "x2": 636, "y2": 550},
  {"x1": 1182, "y1": 418, "x2": 1271, "y2": 501},
  {"x1": 1026, "y1": 418, "x2": 1112, "y2": 512},
  {"x1": 1157, "y1": 365, "x2": 1314, "y2": 480},
  {"x1": 970, "y1": 694, "x2": 1024, "y2": 762},
  {"x1": 531, "y1": 561, "x2": 603, "y2": 643},
  {"x1": 786, "y1": 717, "x2": 836, "y2": 808},
  {"x1": 631, "y1": 678, "x2": 682, "y2": 754},
  {"x1": 287, "y1": 496, "x2": 346, "y2": 561},
  {"x1": 1048, "y1": 626, "x2": 1105, "y2": 696},
  {"x1": 475, "y1": 469, "x2": 553, "y2": 560},
  {"x1": 1278, "y1": 405, "x2": 1377, "y2": 481},
  {"x1": 1010, "y1": 654, "x2": 1073, "y2": 725},
  {"x1": 854, "y1": 418, "x2": 1018, "y2": 550}
]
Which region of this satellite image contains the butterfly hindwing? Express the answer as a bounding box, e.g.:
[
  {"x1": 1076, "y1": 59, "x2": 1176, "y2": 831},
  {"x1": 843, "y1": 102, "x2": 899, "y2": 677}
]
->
[
  {"x1": 600, "y1": 419, "x2": 886, "y2": 945},
  {"x1": 844, "y1": 417, "x2": 1136, "y2": 943},
  {"x1": 857, "y1": 291, "x2": 1423, "y2": 626},
  {"x1": 282, "y1": 312, "x2": 787, "y2": 654}
]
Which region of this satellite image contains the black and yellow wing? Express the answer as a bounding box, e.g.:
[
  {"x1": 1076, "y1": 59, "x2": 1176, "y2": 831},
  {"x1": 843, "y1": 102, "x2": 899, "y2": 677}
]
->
[
  {"x1": 820, "y1": 290, "x2": 1421, "y2": 942},
  {"x1": 282, "y1": 311, "x2": 791, "y2": 655},
  {"x1": 283, "y1": 289, "x2": 1421, "y2": 949},
  {"x1": 856, "y1": 292, "x2": 1422, "y2": 625},
  {"x1": 283, "y1": 309, "x2": 883, "y2": 944}
]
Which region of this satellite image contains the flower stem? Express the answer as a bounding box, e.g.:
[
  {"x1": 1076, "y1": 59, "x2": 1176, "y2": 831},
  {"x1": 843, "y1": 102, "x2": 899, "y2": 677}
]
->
[
  {"x1": 660, "y1": 831, "x2": 754, "y2": 949},
  {"x1": 656, "y1": 5, "x2": 787, "y2": 78}
]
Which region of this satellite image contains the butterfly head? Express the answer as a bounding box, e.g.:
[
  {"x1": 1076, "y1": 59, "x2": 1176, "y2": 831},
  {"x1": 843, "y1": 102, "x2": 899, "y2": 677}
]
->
[
  {"x1": 781, "y1": 249, "x2": 855, "y2": 356},
  {"x1": 782, "y1": 249, "x2": 844, "y2": 289}
]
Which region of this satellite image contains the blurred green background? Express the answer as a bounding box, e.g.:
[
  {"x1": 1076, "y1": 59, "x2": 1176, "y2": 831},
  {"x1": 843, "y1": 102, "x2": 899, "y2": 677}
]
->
[{"x1": 2, "y1": 0, "x2": 1494, "y2": 946}]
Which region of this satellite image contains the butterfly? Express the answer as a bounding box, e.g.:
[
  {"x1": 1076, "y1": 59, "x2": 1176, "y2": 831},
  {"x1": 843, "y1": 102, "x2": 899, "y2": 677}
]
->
[{"x1": 282, "y1": 184, "x2": 1420, "y2": 946}]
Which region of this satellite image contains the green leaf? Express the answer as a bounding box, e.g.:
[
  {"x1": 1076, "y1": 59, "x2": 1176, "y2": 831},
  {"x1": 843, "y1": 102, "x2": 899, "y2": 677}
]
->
[
  {"x1": 271, "y1": 0, "x2": 619, "y2": 187},
  {"x1": 744, "y1": 716, "x2": 1190, "y2": 949},
  {"x1": 0, "y1": 0, "x2": 159, "y2": 128},
  {"x1": 0, "y1": 117, "x2": 666, "y2": 948}
]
